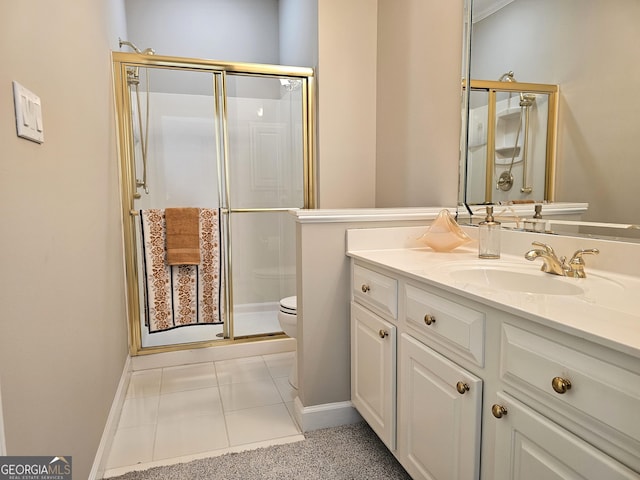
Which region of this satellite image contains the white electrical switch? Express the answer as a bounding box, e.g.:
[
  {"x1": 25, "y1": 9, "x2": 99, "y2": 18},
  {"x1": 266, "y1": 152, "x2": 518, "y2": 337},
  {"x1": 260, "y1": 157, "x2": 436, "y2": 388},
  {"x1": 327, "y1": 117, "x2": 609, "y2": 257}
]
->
[{"x1": 12, "y1": 81, "x2": 44, "y2": 143}]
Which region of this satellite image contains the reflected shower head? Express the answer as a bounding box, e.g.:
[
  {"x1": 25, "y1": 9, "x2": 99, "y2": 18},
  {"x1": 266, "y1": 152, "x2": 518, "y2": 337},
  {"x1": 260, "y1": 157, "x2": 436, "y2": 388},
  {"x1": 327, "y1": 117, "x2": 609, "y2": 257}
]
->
[
  {"x1": 498, "y1": 71, "x2": 516, "y2": 82},
  {"x1": 519, "y1": 93, "x2": 536, "y2": 107}
]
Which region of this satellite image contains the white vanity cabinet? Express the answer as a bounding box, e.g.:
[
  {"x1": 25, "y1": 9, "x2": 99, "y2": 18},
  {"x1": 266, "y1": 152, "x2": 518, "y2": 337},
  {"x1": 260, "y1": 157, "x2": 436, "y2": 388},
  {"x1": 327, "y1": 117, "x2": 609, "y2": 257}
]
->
[
  {"x1": 351, "y1": 262, "x2": 483, "y2": 480},
  {"x1": 349, "y1": 258, "x2": 640, "y2": 480},
  {"x1": 491, "y1": 392, "x2": 638, "y2": 480},
  {"x1": 398, "y1": 333, "x2": 482, "y2": 480},
  {"x1": 351, "y1": 264, "x2": 398, "y2": 450},
  {"x1": 351, "y1": 301, "x2": 397, "y2": 450},
  {"x1": 492, "y1": 323, "x2": 640, "y2": 479}
]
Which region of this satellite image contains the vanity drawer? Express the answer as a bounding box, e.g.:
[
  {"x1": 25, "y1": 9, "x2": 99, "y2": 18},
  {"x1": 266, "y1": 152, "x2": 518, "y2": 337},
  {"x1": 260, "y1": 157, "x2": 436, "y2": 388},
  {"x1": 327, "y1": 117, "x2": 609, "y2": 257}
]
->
[
  {"x1": 501, "y1": 323, "x2": 640, "y2": 443},
  {"x1": 353, "y1": 264, "x2": 398, "y2": 319},
  {"x1": 404, "y1": 284, "x2": 485, "y2": 366}
]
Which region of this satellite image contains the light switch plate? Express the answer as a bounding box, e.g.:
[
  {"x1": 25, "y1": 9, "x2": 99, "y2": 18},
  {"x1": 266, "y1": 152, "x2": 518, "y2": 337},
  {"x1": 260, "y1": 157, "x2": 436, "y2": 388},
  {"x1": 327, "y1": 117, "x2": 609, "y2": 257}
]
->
[{"x1": 13, "y1": 81, "x2": 44, "y2": 144}]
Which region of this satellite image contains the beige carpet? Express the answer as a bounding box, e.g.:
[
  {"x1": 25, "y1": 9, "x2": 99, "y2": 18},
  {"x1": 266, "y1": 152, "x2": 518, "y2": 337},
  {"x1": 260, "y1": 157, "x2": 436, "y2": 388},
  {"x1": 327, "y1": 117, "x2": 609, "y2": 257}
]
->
[{"x1": 104, "y1": 422, "x2": 411, "y2": 480}]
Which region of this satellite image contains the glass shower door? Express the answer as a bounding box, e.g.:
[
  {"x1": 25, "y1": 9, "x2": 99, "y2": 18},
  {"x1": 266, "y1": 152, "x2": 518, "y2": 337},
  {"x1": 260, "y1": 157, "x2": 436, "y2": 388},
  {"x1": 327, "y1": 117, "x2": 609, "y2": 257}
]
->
[
  {"x1": 225, "y1": 74, "x2": 305, "y2": 338},
  {"x1": 130, "y1": 67, "x2": 225, "y2": 348}
]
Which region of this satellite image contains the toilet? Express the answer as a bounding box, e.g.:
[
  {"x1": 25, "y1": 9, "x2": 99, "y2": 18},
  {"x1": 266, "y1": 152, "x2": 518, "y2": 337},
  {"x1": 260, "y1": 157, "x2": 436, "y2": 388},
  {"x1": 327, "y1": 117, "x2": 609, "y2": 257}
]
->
[{"x1": 278, "y1": 296, "x2": 298, "y2": 389}]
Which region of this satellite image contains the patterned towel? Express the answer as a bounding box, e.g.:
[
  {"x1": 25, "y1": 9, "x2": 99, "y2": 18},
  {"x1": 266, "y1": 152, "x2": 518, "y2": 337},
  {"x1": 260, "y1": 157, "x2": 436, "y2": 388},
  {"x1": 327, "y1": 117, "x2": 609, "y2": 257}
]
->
[{"x1": 140, "y1": 208, "x2": 223, "y2": 332}]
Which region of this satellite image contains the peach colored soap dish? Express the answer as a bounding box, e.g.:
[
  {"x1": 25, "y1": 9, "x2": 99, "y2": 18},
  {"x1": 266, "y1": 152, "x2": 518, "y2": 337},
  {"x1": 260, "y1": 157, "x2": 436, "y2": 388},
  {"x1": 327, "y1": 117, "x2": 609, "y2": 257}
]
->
[{"x1": 418, "y1": 209, "x2": 471, "y2": 252}]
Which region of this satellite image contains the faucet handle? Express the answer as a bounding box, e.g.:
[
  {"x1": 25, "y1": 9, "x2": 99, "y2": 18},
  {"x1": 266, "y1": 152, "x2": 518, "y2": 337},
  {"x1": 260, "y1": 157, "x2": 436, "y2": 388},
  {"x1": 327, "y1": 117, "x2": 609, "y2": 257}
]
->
[
  {"x1": 531, "y1": 241, "x2": 557, "y2": 257},
  {"x1": 567, "y1": 248, "x2": 599, "y2": 278},
  {"x1": 569, "y1": 248, "x2": 599, "y2": 265}
]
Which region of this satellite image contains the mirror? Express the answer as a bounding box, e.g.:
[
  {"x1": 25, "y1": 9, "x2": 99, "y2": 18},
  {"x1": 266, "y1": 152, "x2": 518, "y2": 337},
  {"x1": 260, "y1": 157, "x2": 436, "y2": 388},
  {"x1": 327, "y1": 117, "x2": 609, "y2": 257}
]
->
[
  {"x1": 465, "y1": 79, "x2": 558, "y2": 205},
  {"x1": 461, "y1": 0, "x2": 640, "y2": 238}
]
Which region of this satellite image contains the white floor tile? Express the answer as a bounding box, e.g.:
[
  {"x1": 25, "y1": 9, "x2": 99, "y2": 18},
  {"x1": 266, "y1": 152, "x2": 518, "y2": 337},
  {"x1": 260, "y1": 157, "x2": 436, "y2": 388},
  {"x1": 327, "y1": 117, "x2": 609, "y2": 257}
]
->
[
  {"x1": 215, "y1": 356, "x2": 271, "y2": 385},
  {"x1": 160, "y1": 362, "x2": 217, "y2": 394},
  {"x1": 108, "y1": 354, "x2": 305, "y2": 470},
  {"x1": 153, "y1": 413, "x2": 229, "y2": 461},
  {"x1": 218, "y1": 378, "x2": 283, "y2": 412},
  {"x1": 273, "y1": 376, "x2": 297, "y2": 403},
  {"x1": 106, "y1": 424, "x2": 156, "y2": 469},
  {"x1": 126, "y1": 369, "x2": 162, "y2": 398},
  {"x1": 157, "y1": 387, "x2": 223, "y2": 422},
  {"x1": 225, "y1": 403, "x2": 301, "y2": 446},
  {"x1": 284, "y1": 401, "x2": 298, "y2": 428},
  {"x1": 263, "y1": 351, "x2": 294, "y2": 378},
  {"x1": 118, "y1": 395, "x2": 160, "y2": 428}
]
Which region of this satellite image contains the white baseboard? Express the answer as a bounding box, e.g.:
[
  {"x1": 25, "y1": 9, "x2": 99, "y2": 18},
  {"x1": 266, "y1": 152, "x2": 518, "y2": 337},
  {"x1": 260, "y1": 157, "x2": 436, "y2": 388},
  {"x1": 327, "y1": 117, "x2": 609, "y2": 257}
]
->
[
  {"x1": 294, "y1": 397, "x2": 363, "y2": 432},
  {"x1": 88, "y1": 356, "x2": 132, "y2": 480}
]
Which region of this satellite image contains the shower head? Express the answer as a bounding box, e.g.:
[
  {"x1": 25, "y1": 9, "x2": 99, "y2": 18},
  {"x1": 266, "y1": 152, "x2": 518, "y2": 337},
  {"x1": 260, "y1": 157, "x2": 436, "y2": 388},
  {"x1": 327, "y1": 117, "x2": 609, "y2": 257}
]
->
[
  {"x1": 118, "y1": 38, "x2": 155, "y2": 55},
  {"x1": 498, "y1": 71, "x2": 516, "y2": 82}
]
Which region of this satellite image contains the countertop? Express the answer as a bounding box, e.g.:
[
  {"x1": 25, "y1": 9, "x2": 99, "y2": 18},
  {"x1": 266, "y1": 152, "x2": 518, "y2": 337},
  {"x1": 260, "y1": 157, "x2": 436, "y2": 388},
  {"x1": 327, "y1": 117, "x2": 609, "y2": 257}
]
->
[{"x1": 347, "y1": 245, "x2": 640, "y2": 359}]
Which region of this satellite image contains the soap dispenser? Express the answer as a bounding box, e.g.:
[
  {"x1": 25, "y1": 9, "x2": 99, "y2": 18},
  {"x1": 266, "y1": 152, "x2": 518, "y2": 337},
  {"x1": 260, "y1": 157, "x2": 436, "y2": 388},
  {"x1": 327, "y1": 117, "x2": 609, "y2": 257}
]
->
[{"x1": 478, "y1": 206, "x2": 501, "y2": 259}]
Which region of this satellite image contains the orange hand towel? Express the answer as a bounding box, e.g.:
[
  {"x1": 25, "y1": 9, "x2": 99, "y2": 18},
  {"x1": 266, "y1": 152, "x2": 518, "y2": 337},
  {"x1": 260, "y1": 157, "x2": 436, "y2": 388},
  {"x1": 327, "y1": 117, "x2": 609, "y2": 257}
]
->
[{"x1": 165, "y1": 208, "x2": 201, "y2": 265}]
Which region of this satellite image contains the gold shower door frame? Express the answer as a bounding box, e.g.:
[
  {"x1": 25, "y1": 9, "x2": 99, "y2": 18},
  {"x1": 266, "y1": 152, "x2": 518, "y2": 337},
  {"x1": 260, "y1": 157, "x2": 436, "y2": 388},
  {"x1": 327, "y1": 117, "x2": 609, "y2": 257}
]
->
[
  {"x1": 466, "y1": 80, "x2": 559, "y2": 204},
  {"x1": 112, "y1": 52, "x2": 316, "y2": 356}
]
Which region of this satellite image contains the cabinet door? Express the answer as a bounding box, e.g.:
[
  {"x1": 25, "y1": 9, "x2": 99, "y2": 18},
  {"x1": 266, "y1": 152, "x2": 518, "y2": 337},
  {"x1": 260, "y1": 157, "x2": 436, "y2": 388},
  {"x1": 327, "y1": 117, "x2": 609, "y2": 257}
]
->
[
  {"x1": 492, "y1": 392, "x2": 639, "y2": 480},
  {"x1": 351, "y1": 302, "x2": 397, "y2": 450},
  {"x1": 399, "y1": 333, "x2": 482, "y2": 480}
]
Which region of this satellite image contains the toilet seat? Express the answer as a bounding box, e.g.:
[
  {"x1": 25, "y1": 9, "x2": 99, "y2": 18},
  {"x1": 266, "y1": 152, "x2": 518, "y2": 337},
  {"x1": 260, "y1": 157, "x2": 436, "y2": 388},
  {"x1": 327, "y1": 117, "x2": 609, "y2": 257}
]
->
[
  {"x1": 277, "y1": 296, "x2": 298, "y2": 390},
  {"x1": 279, "y1": 296, "x2": 297, "y2": 315}
]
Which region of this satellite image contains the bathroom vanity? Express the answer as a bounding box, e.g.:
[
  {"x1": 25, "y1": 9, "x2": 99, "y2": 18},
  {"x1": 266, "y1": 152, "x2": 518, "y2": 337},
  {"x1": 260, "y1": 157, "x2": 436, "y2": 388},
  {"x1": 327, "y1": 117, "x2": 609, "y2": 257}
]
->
[{"x1": 347, "y1": 226, "x2": 640, "y2": 480}]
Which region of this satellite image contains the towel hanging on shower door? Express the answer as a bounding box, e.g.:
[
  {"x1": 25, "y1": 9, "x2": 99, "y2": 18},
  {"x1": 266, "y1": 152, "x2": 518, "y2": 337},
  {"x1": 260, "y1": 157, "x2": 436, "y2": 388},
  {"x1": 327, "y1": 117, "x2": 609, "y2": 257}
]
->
[
  {"x1": 140, "y1": 208, "x2": 223, "y2": 332},
  {"x1": 165, "y1": 207, "x2": 201, "y2": 265}
]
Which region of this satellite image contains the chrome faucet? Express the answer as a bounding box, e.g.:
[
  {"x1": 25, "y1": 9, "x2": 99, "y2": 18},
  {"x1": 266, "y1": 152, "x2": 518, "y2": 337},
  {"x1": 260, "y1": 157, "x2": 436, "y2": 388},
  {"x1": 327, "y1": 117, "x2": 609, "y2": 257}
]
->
[
  {"x1": 524, "y1": 242, "x2": 599, "y2": 278},
  {"x1": 524, "y1": 242, "x2": 569, "y2": 276}
]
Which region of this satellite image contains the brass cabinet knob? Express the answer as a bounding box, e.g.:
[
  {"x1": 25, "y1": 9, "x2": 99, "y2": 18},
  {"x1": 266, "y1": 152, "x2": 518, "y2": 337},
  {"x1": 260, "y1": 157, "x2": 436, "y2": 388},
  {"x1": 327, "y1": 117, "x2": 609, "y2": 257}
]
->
[
  {"x1": 492, "y1": 404, "x2": 508, "y2": 419},
  {"x1": 361, "y1": 284, "x2": 370, "y2": 293},
  {"x1": 379, "y1": 329, "x2": 389, "y2": 339},
  {"x1": 424, "y1": 314, "x2": 436, "y2": 326},
  {"x1": 456, "y1": 381, "x2": 470, "y2": 395},
  {"x1": 551, "y1": 376, "x2": 572, "y2": 394}
]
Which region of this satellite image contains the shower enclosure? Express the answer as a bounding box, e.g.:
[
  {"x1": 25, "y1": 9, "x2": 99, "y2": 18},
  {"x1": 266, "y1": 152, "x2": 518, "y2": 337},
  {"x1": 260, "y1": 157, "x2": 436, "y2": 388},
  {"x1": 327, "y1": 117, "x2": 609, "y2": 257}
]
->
[
  {"x1": 112, "y1": 52, "x2": 315, "y2": 355},
  {"x1": 464, "y1": 79, "x2": 558, "y2": 205}
]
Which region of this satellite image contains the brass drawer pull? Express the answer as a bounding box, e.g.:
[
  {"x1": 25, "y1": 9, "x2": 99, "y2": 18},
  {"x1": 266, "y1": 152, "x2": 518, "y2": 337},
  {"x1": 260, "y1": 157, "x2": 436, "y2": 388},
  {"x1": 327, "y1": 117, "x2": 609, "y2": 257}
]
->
[
  {"x1": 361, "y1": 284, "x2": 370, "y2": 293},
  {"x1": 379, "y1": 329, "x2": 389, "y2": 339},
  {"x1": 551, "y1": 376, "x2": 572, "y2": 394},
  {"x1": 492, "y1": 404, "x2": 508, "y2": 419},
  {"x1": 456, "y1": 382, "x2": 470, "y2": 395},
  {"x1": 424, "y1": 314, "x2": 436, "y2": 326}
]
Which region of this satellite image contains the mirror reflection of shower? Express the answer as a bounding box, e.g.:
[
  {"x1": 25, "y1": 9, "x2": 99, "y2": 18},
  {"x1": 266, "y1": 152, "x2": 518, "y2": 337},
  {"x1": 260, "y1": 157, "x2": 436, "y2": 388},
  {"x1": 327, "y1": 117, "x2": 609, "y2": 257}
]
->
[
  {"x1": 464, "y1": 78, "x2": 557, "y2": 205},
  {"x1": 119, "y1": 38, "x2": 155, "y2": 197},
  {"x1": 495, "y1": 71, "x2": 537, "y2": 193}
]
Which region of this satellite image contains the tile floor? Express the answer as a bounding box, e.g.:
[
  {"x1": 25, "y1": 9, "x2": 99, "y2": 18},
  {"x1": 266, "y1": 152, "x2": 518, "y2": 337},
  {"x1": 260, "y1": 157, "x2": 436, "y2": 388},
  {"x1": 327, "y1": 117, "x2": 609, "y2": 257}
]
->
[{"x1": 103, "y1": 352, "x2": 302, "y2": 478}]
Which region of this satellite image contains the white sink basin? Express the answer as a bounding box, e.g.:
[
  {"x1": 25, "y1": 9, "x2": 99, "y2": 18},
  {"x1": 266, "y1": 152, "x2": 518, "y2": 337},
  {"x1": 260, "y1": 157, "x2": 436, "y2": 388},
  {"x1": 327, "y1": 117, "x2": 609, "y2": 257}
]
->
[{"x1": 449, "y1": 266, "x2": 584, "y2": 295}]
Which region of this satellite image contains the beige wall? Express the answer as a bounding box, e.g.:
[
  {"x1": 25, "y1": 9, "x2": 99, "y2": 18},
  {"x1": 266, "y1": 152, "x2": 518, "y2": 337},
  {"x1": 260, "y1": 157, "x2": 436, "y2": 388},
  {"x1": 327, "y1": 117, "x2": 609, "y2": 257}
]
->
[
  {"x1": 317, "y1": 0, "x2": 379, "y2": 208},
  {"x1": 317, "y1": 0, "x2": 463, "y2": 209},
  {"x1": 376, "y1": 0, "x2": 463, "y2": 208},
  {"x1": 0, "y1": 1, "x2": 129, "y2": 478}
]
